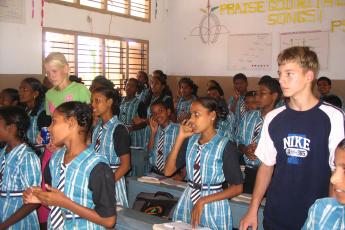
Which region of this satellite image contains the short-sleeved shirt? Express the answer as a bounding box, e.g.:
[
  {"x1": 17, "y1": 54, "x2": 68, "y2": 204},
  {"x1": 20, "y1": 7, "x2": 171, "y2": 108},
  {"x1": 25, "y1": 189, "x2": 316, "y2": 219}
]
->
[
  {"x1": 45, "y1": 82, "x2": 91, "y2": 115},
  {"x1": 255, "y1": 102, "x2": 345, "y2": 229},
  {"x1": 113, "y1": 125, "x2": 131, "y2": 157},
  {"x1": 302, "y1": 197, "x2": 345, "y2": 230},
  {"x1": 44, "y1": 162, "x2": 116, "y2": 217},
  {"x1": 176, "y1": 139, "x2": 243, "y2": 185}
]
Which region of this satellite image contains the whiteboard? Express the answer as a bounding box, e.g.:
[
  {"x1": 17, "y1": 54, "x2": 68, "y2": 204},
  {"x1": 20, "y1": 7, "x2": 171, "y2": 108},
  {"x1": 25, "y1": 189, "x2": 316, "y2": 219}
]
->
[
  {"x1": 228, "y1": 33, "x2": 272, "y2": 71},
  {"x1": 280, "y1": 31, "x2": 329, "y2": 70},
  {"x1": 0, "y1": 0, "x2": 25, "y2": 24}
]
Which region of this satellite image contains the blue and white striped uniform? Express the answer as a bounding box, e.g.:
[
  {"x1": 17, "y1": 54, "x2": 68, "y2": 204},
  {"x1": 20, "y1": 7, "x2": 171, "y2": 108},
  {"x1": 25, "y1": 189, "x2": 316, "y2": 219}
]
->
[
  {"x1": 216, "y1": 112, "x2": 236, "y2": 142},
  {"x1": 176, "y1": 96, "x2": 195, "y2": 119},
  {"x1": 303, "y1": 198, "x2": 345, "y2": 230},
  {"x1": 236, "y1": 110, "x2": 262, "y2": 168},
  {"x1": 119, "y1": 97, "x2": 144, "y2": 148},
  {"x1": 48, "y1": 146, "x2": 109, "y2": 230},
  {"x1": 26, "y1": 106, "x2": 45, "y2": 146},
  {"x1": 92, "y1": 116, "x2": 129, "y2": 208},
  {"x1": 173, "y1": 134, "x2": 233, "y2": 229},
  {"x1": 149, "y1": 122, "x2": 179, "y2": 168},
  {"x1": 0, "y1": 143, "x2": 41, "y2": 230},
  {"x1": 136, "y1": 87, "x2": 149, "y2": 102},
  {"x1": 228, "y1": 95, "x2": 246, "y2": 126}
]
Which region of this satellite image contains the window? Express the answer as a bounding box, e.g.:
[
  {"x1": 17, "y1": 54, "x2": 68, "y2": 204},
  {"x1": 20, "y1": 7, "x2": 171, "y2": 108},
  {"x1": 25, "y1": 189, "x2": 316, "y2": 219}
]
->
[
  {"x1": 43, "y1": 28, "x2": 149, "y2": 89},
  {"x1": 47, "y1": 0, "x2": 151, "y2": 21}
]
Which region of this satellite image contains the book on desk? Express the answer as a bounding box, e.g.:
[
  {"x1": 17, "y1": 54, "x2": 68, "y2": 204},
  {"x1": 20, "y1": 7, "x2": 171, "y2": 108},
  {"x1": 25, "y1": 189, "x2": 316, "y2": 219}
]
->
[{"x1": 153, "y1": 221, "x2": 211, "y2": 230}]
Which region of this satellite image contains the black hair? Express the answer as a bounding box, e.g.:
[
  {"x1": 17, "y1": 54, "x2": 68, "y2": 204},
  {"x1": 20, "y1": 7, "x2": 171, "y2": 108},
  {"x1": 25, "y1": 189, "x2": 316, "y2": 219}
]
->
[
  {"x1": 153, "y1": 70, "x2": 167, "y2": 80},
  {"x1": 90, "y1": 75, "x2": 115, "y2": 91},
  {"x1": 259, "y1": 78, "x2": 283, "y2": 106},
  {"x1": 208, "y1": 85, "x2": 224, "y2": 97},
  {"x1": 55, "y1": 101, "x2": 93, "y2": 135},
  {"x1": 245, "y1": 91, "x2": 256, "y2": 99},
  {"x1": 145, "y1": 71, "x2": 173, "y2": 107},
  {"x1": 150, "y1": 100, "x2": 169, "y2": 111},
  {"x1": 137, "y1": 71, "x2": 149, "y2": 88},
  {"x1": 69, "y1": 75, "x2": 83, "y2": 84},
  {"x1": 258, "y1": 75, "x2": 272, "y2": 84},
  {"x1": 92, "y1": 87, "x2": 121, "y2": 116},
  {"x1": 127, "y1": 78, "x2": 140, "y2": 90},
  {"x1": 21, "y1": 77, "x2": 45, "y2": 116},
  {"x1": 1, "y1": 88, "x2": 19, "y2": 104},
  {"x1": 233, "y1": 73, "x2": 248, "y2": 82},
  {"x1": 317, "y1": 76, "x2": 331, "y2": 86},
  {"x1": 208, "y1": 80, "x2": 221, "y2": 88},
  {"x1": 322, "y1": 95, "x2": 342, "y2": 108},
  {"x1": 194, "y1": 97, "x2": 227, "y2": 125},
  {"x1": 337, "y1": 138, "x2": 345, "y2": 151},
  {"x1": 0, "y1": 106, "x2": 30, "y2": 143},
  {"x1": 179, "y1": 77, "x2": 198, "y2": 97}
]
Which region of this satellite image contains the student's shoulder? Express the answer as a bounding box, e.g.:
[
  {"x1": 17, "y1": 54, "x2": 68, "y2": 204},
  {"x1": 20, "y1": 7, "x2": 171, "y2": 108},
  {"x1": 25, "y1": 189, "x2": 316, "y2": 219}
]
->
[
  {"x1": 310, "y1": 197, "x2": 341, "y2": 211},
  {"x1": 319, "y1": 101, "x2": 345, "y2": 119},
  {"x1": 265, "y1": 105, "x2": 287, "y2": 123}
]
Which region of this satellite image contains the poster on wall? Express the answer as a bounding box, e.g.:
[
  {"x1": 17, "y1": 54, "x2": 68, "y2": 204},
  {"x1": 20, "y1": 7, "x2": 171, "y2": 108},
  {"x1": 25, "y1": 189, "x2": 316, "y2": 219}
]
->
[
  {"x1": 280, "y1": 31, "x2": 329, "y2": 70},
  {"x1": 0, "y1": 0, "x2": 25, "y2": 24},
  {"x1": 228, "y1": 33, "x2": 272, "y2": 71}
]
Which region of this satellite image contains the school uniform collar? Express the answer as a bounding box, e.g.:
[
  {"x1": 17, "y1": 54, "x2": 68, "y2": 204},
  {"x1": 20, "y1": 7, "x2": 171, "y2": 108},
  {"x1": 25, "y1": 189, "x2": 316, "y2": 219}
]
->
[
  {"x1": 194, "y1": 132, "x2": 221, "y2": 150},
  {"x1": 61, "y1": 145, "x2": 94, "y2": 170},
  {"x1": 122, "y1": 96, "x2": 137, "y2": 103},
  {"x1": 159, "y1": 122, "x2": 172, "y2": 132},
  {"x1": 101, "y1": 115, "x2": 119, "y2": 128}
]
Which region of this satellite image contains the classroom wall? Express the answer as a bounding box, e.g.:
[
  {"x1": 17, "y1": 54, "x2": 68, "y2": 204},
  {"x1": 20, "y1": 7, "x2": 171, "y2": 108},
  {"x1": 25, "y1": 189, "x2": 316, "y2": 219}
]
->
[
  {"x1": 0, "y1": 0, "x2": 169, "y2": 88},
  {"x1": 165, "y1": 0, "x2": 345, "y2": 80}
]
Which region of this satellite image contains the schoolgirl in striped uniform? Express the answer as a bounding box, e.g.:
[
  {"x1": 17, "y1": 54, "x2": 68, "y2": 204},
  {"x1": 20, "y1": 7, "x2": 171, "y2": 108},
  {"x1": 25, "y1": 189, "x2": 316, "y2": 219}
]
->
[
  {"x1": 18, "y1": 78, "x2": 51, "y2": 148},
  {"x1": 0, "y1": 106, "x2": 41, "y2": 229},
  {"x1": 165, "y1": 97, "x2": 243, "y2": 229},
  {"x1": 23, "y1": 101, "x2": 116, "y2": 229},
  {"x1": 176, "y1": 78, "x2": 198, "y2": 123},
  {"x1": 119, "y1": 78, "x2": 146, "y2": 148},
  {"x1": 207, "y1": 86, "x2": 236, "y2": 141},
  {"x1": 303, "y1": 139, "x2": 345, "y2": 230},
  {"x1": 147, "y1": 101, "x2": 179, "y2": 175},
  {"x1": 91, "y1": 87, "x2": 131, "y2": 208},
  {"x1": 136, "y1": 71, "x2": 150, "y2": 102},
  {"x1": 237, "y1": 78, "x2": 282, "y2": 194}
]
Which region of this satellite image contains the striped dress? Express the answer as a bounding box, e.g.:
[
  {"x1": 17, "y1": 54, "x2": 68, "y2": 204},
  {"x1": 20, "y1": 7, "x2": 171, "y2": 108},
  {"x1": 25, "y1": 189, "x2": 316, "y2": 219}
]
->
[
  {"x1": 26, "y1": 106, "x2": 45, "y2": 146},
  {"x1": 228, "y1": 95, "x2": 246, "y2": 126},
  {"x1": 136, "y1": 87, "x2": 149, "y2": 102},
  {"x1": 0, "y1": 143, "x2": 41, "y2": 229},
  {"x1": 236, "y1": 110, "x2": 262, "y2": 168},
  {"x1": 176, "y1": 96, "x2": 195, "y2": 121},
  {"x1": 216, "y1": 112, "x2": 236, "y2": 142},
  {"x1": 303, "y1": 198, "x2": 345, "y2": 230},
  {"x1": 119, "y1": 97, "x2": 144, "y2": 148},
  {"x1": 173, "y1": 134, "x2": 233, "y2": 229},
  {"x1": 48, "y1": 146, "x2": 109, "y2": 230},
  {"x1": 149, "y1": 122, "x2": 179, "y2": 169},
  {"x1": 92, "y1": 116, "x2": 129, "y2": 208}
]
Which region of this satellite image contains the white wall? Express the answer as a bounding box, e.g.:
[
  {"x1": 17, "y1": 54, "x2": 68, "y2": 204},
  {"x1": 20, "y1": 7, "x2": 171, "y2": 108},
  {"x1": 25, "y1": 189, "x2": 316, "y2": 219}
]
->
[
  {"x1": 0, "y1": 0, "x2": 344, "y2": 79},
  {"x1": 166, "y1": 0, "x2": 345, "y2": 79},
  {"x1": 0, "y1": 0, "x2": 169, "y2": 75}
]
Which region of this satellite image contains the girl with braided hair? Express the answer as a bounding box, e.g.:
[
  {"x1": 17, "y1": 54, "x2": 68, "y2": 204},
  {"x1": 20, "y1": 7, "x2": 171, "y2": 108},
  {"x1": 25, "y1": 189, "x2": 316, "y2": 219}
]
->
[
  {"x1": 24, "y1": 101, "x2": 116, "y2": 229},
  {"x1": 0, "y1": 106, "x2": 41, "y2": 229}
]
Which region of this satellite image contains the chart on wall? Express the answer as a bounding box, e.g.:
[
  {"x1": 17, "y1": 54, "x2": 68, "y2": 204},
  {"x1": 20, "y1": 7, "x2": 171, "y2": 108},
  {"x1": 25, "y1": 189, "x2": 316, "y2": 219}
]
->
[
  {"x1": 0, "y1": 0, "x2": 25, "y2": 24},
  {"x1": 280, "y1": 31, "x2": 329, "y2": 70},
  {"x1": 228, "y1": 33, "x2": 272, "y2": 71}
]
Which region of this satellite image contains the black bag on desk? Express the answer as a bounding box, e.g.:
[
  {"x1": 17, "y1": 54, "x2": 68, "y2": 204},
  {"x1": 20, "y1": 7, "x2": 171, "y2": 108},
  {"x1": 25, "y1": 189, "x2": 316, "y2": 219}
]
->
[{"x1": 132, "y1": 191, "x2": 178, "y2": 219}]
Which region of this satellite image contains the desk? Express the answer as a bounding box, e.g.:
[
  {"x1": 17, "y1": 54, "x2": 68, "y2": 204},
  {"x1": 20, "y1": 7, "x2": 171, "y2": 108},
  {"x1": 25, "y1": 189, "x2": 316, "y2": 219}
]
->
[
  {"x1": 116, "y1": 207, "x2": 168, "y2": 230},
  {"x1": 127, "y1": 177, "x2": 264, "y2": 230}
]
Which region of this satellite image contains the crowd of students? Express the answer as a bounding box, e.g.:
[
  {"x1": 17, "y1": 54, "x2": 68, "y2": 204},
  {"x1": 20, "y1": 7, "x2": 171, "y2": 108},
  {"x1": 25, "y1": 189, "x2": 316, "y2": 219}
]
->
[{"x1": 0, "y1": 46, "x2": 344, "y2": 230}]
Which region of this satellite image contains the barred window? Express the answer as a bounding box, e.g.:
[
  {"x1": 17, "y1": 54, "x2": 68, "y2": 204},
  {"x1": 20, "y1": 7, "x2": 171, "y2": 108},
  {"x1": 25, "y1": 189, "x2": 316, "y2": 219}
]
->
[
  {"x1": 47, "y1": 0, "x2": 150, "y2": 21},
  {"x1": 43, "y1": 28, "x2": 149, "y2": 89}
]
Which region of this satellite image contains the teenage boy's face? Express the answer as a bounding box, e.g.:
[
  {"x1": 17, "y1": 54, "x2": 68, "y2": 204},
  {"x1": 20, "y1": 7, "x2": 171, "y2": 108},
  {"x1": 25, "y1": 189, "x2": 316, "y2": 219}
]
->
[
  {"x1": 45, "y1": 62, "x2": 69, "y2": 87},
  {"x1": 317, "y1": 80, "x2": 331, "y2": 96},
  {"x1": 234, "y1": 79, "x2": 248, "y2": 94},
  {"x1": 330, "y1": 148, "x2": 345, "y2": 205},
  {"x1": 278, "y1": 62, "x2": 311, "y2": 98},
  {"x1": 151, "y1": 104, "x2": 170, "y2": 126},
  {"x1": 245, "y1": 96, "x2": 258, "y2": 111},
  {"x1": 256, "y1": 85, "x2": 277, "y2": 109}
]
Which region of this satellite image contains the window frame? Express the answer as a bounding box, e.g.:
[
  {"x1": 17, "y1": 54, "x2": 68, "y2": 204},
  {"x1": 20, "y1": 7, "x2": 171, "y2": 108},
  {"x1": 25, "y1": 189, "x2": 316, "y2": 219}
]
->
[
  {"x1": 46, "y1": 0, "x2": 151, "y2": 22},
  {"x1": 42, "y1": 27, "x2": 149, "y2": 89}
]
